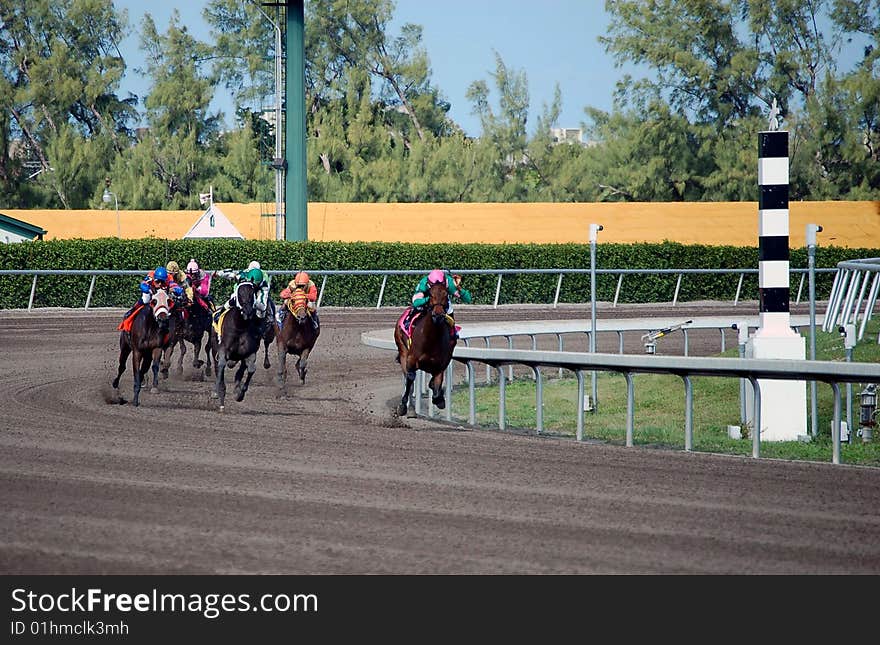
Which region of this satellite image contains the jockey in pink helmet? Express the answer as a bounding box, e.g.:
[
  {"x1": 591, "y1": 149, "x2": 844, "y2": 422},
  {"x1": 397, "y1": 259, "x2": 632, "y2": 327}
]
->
[
  {"x1": 402, "y1": 269, "x2": 472, "y2": 337},
  {"x1": 184, "y1": 258, "x2": 214, "y2": 310}
]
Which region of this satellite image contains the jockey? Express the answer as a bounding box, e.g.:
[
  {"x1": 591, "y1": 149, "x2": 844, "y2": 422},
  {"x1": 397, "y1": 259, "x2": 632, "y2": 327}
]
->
[
  {"x1": 402, "y1": 269, "x2": 472, "y2": 337},
  {"x1": 122, "y1": 266, "x2": 182, "y2": 320},
  {"x1": 184, "y1": 258, "x2": 214, "y2": 310},
  {"x1": 165, "y1": 260, "x2": 187, "y2": 289},
  {"x1": 215, "y1": 261, "x2": 271, "y2": 320},
  {"x1": 277, "y1": 271, "x2": 319, "y2": 329}
]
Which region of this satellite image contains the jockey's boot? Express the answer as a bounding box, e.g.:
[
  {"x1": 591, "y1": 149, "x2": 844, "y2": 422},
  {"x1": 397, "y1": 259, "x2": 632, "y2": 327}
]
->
[{"x1": 402, "y1": 306, "x2": 417, "y2": 331}]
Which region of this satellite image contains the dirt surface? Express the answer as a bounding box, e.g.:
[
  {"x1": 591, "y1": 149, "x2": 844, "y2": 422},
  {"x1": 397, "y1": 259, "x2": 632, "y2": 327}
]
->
[{"x1": 1, "y1": 303, "x2": 879, "y2": 574}]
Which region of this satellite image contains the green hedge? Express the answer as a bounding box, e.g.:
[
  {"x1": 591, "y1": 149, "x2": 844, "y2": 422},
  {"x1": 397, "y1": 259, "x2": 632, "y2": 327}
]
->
[{"x1": 0, "y1": 238, "x2": 875, "y2": 309}]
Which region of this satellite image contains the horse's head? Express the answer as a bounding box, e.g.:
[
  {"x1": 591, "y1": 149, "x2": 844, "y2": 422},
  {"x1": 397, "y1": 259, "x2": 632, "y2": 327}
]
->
[
  {"x1": 427, "y1": 280, "x2": 449, "y2": 325},
  {"x1": 150, "y1": 289, "x2": 171, "y2": 328},
  {"x1": 290, "y1": 289, "x2": 309, "y2": 323},
  {"x1": 235, "y1": 281, "x2": 256, "y2": 319}
]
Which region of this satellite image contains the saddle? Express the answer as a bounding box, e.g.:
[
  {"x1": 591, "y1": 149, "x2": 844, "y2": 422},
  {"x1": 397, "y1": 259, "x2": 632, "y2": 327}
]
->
[{"x1": 398, "y1": 307, "x2": 458, "y2": 341}]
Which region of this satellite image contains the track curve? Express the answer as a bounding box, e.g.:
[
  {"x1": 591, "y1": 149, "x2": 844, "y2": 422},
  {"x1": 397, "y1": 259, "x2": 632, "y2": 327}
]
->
[{"x1": 1, "y1": 304, "x2": 879, "y2": 574}]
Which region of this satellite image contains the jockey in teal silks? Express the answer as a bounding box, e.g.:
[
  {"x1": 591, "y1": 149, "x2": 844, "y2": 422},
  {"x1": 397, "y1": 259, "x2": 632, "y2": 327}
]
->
[{"x1": 402, "y1": 269, "x2": 472, "y2": 338}]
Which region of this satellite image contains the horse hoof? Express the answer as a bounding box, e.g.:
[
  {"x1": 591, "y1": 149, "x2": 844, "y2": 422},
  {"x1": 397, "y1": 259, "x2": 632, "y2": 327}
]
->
[
  {"x1": 433, "y1": 398, "x2": 445, "y2": 410},
  {"x1": 150, "y1": 387, "x2": 159, "y2": 395},
  {"x1": 396, "y1": 403, "x2": 408, "y2": 417},
  {"x1": 210, "y1": 391, "x2": 218, "y2": 399},
  {"x1": 219, "y1": 404, "x2": 225, "y2": 412}
]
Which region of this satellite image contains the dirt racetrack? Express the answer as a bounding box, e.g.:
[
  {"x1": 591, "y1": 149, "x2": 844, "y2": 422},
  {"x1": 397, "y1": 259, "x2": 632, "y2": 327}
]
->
[{"x1": 1, "y1": 304, "x2": 879, "y2": 574}]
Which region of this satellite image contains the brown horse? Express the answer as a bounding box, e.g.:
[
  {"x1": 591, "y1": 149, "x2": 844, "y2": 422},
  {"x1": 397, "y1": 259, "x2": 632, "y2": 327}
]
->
[
  {"x1": 393, "y1": 280, "x2": 456, "y2": 416},
  {"x1": 112, "y1": 289, "x2": 173, "y2": 407},
  {"x1": 275, "y1": 289, "x2": 320, "y2": 395}
]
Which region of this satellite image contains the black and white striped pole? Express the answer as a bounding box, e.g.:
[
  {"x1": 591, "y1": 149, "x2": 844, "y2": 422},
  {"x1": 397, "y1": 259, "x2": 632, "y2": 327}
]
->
[{"x1": 746, "y1": 102, "x2": 807, "y2": 441}]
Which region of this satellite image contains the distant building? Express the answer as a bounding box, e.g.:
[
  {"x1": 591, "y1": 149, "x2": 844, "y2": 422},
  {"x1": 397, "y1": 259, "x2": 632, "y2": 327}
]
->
[
  {"x1": 0, "y1": 212, "x2": 47, "y2": 243},
  {"x1": 550, "y1": 127, "x2": 589, "y2": 146}
]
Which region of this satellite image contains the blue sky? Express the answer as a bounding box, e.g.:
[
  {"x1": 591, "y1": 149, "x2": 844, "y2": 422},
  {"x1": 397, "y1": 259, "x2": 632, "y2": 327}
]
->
[
  {"x1": 112, "y1": 1, "x2": 865, "y2": 137},
  {"x1": 113, "y1": 0, "x2": 634, "y2": 137}
]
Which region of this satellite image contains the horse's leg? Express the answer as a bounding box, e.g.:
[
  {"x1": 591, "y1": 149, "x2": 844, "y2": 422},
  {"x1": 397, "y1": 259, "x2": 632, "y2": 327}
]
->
[
  {"x1": 298, "y1": 348, "x2": 310, "y2": 383},
  {"x1": 112, "y1": 335, "x2": 131, "y2": 392},
  {"x1": 276, "y1": 345, "x2": 288, "y2": 397},
  {"x1": 430, "y1": 371, "x2": 446, "y2": 409},
  {"x1": 132, "y1": 349, "x2": 144, "y2": 407},
  {"x1": 192, "y1": 332, "x2": 204, "y2": 369},
  {"x1": 235, "y1": 354, "x2": 257, "y2": 402},
  {"x1": 160, "y1": 340, "x2": 173, "y2": 379},
  {"x1": 214, "y1": 350, "x2": 227, "y2": 409},
  {"x1": 263, "y1": 335, "x2": 272, "y2": 369},
  {"x1": 397, "y1": 369, "x2": 416, "y2": 417},
  {"x1": 177, "y1": 338, "x2": 186, "y2": 374},
  {"x1": 150, "y1": 347, "x2": 162, "y2": 394}
]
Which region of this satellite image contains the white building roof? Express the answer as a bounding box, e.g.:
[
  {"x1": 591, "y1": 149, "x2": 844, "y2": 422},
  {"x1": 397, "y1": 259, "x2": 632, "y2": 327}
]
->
[{"x1": 183, "y1": 204, "x2": 244, "y2": 239}]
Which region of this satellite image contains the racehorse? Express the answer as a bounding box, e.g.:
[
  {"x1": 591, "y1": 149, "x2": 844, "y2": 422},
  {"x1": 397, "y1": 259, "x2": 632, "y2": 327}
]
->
[
  {"x1": 162, "y1": 292, "x2": 215, "y2": 378},
  {"x1": 212, "y1": 281, "x2": 262, "y2": 410},
  {"x1": 275, "y1": 289, "x2": 320, "y2": 396},
  {"x1": 112, "y1": 289, "x2": 173, "y2": 407},
  {"x1": 393, "y1": 280, "x2": 456, "y2": 416}
]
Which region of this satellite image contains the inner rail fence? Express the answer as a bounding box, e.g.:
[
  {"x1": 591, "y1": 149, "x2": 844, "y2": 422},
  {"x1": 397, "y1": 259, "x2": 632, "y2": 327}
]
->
[
  {"x1": 0, "y1": 267, "x2": 838, "y2": 311},
  {"x1": 361, "y1": 323, "x2": 880, "y2": 467},
  {"x1": 822, "y1": 258, "x2": 880, "y2": 341}
]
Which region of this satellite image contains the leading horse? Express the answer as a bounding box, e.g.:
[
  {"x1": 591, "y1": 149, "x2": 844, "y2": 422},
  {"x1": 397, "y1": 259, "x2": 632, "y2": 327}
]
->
[
  {"x1": 275, "y1": 289, "x2": 320, "y2": 396},
  {"x1": 393, "y1": 280, "x2": 456, "y2": 416},
  {"x1": 112, "y1": 289, "x2": 173, "y2": 407},
  {"x1": 212, "y1": 281, "x2": 262, "y2": 410}
]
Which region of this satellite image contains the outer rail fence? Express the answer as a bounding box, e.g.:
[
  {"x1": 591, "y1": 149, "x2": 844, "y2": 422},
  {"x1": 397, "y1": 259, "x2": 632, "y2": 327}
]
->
[
  {"x1": 361, "y1": 323, "x2": 880, "y2": 466},
  {"x1": 822, "y1": 258, "x2": 880, "y2": 341},
  {"x1": 0, "y1": 267, "x2": 837, "y2": 311}
]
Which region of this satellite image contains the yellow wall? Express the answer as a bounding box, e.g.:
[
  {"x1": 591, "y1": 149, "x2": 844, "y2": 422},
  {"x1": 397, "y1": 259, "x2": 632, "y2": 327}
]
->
[{"x1": 5, "y1": 201, "x2": 879, "y2": 248}]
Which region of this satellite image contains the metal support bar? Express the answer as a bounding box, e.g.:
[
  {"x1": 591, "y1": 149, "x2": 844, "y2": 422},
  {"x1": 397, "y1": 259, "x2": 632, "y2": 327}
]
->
[
  {"x1": 376, "y1": 275, "x2": 387, "y2": 309},
  {"x1": 683, "y1": 329, "x2": 689, "y2": 357},
  {"x1": 850, "y1": 271, "x2": 870, "y2": 327},
  {"x1": 445, "y1": 362, "x2": 453, "y2": 421},
  {"x1": 506, "y1": 336, "x2": 514, "y2": 381},
  {"x1": 467, "y1": 362, "x2": 476, "y2": 425},
  {"x1": 613, "y1": 274, "x2": 623, "y2": 307},
  {"x1": 576, "y1": 370, "x2": 585, "y2": 441},
  {"x1": 498, "y1": 367, "x2": 506, "y2": 430},
  {"x1": 683, "y1": 375, "x2": 693, "y2": 451},
  {"x1": 672, "y1": 274, "x2": 682, "y2": 306},
  {"x1": 824, "y1": 269, "x2": 849, "y2": 331},
  {"x1": 485, "y1": 337, "x2": 492, "y2": 383},
  {"x1": 617, "y1": 331, "x2": 624, "y2": 355},
  {"x1": 625, "y1": 372, "x2": 634, "y2": 448},
  {"x1": 317, "y1": 275, "x2": 327, "y2": 308},
  {"x1": 859, "y1": 273, "x2": 880, "y2": 340},
  {"x1": 28, "y1": 275, "x2": 37, "y2": 311},
  {"x1": 795, "y1": 273, "x2": 805, "y2": 304},
  {"x1": 84, "y1": 275, "x2": 96, "y2": 310},
  {"x1": 553, "y1": 274, "x2": 563, "y2": 308},
  {"x1": 719, "y1": 328, "x2": 725, "y2": 353},
  {"x1": 534, "y1": 367, "x2": 543, "y2": 434},
  {"x1": 832, "y1": 382, "x2": 841, "y2": 465},
  {"x1": 822, "y1": 269, "x2": 843, "y2": 330},
  {"x1": 749, "y1": 376, "x2": 761, "y2": 459},
  {"x1": 557, "y1": 334, "x2": 564, "y2": 378},
  {"x1": 734, "y1": 273, "x2": 744, "y2": 306},
  {"x1": 493, "y1": 274, "x2": 502, "y2": 308}
]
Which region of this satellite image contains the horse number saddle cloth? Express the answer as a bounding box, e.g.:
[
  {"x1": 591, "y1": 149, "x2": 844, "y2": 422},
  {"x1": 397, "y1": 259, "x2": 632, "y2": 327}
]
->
[
  {"x1": 397, "y1": 308, "x2": 459, "y2": 344},
  {"x1": 212, "y1": 308, "x2": 229, "y2": 343},
  {"x1": 117, "y1": 304, "x2": 145, "y2": 332}
]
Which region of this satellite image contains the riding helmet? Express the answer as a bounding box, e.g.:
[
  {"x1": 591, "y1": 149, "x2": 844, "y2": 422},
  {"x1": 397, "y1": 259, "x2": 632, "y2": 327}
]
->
[
  {"x1": 154, "y1": 266, "x2": 168, "y2": 281},
  {"x1": 294, "y1": 271, "x2": 310, "y2": 286}
]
